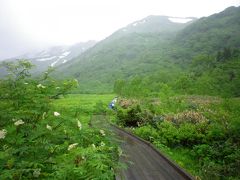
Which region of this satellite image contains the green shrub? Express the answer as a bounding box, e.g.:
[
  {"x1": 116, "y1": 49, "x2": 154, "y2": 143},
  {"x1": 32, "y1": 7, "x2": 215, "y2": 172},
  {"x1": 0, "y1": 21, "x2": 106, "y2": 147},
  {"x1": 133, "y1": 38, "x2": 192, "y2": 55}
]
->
[
  {"x1": 133, "y1": 125, "x2": 159, "y2": 142},
  {"x1": 0, "y1": 60, "x2": 121, "y2": 179},
  {"x1": 116, "y1": 104, "x2": 154, "y2": 127},
  {"x1": 157, "y1": 121, "x2": 179, "y2": 146}
]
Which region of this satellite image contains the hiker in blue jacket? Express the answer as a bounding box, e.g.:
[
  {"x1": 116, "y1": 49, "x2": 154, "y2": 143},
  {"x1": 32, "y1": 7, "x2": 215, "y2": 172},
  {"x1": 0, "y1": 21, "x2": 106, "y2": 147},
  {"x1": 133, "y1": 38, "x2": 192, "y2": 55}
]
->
[{"x1": 109, "y1": 97, "x2": 117, "y2": 109}]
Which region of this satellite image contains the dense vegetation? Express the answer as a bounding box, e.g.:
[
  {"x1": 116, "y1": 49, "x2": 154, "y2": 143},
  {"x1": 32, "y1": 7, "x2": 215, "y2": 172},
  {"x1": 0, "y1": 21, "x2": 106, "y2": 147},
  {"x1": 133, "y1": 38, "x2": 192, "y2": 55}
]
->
[
  {"x1": 0, "y1": 61, "x2": 122, "y2": 179},
  {"x1": 114, "y1": 47, "x2": 240, "y2": 98},
  {"x1": 1, "y1": 5, "x2": 239, "y2": 180},
  {"x1": 59, "y1": 7, "x2": 239, "y2": 179},
  {"x1": 111, "y1": 43, "x2": 240, "y2": 179},
  {"x1": 113, "y1": 94, "x2": 240, "y2": 179},
  {"x1": 109, "y1": 8, "x2": 240, "y2": 178}
]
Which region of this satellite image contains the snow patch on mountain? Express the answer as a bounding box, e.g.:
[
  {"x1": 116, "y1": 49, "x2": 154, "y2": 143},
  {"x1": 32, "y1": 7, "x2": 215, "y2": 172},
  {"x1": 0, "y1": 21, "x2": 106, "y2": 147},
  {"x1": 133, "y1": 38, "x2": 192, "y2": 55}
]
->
[
  {"x1": 37, "y1": 56, "x2": 57, "y2": 61},
  {"x1": 62, "y1": 51, "x2": 71, "y2": 56},
  {"x1": 51, "y1": 59, "x2": 60, "y2": 67},
  {"x1": 132, "y1": 19, "x2": 146, "y2": 27},
  {"x1": 58, "y1": 55, "x2": 65, "y2": 59},
  {"x1": 62, "y1": 59, "x2": 68, "y2": 63},
  {"x1": 133, "y1": 23, "x2": 138, "y2": 26},
  {"x1": 168, "y1": 17, "x2": 193, "y2": 23}
]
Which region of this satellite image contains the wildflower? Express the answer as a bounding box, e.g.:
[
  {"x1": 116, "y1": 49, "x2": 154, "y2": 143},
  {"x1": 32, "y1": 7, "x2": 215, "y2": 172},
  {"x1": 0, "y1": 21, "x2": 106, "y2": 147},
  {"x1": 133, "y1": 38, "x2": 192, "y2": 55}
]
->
[
  {"x1": 78, "y1": 120, "x2": 82, "y2": 130},
  {"x1": 42, "y1": 112, "x2": 46, "y2": 120},
  {"x1": 33, "y1": 169, "x2": 41, "y2": 178},
  {"x1": 92, "y1": 144, "x2": 96, "y2": 149},
  {"x1": 118, "y1": 147, "x2": 123, "y2": 156},
  {"x1": 46, "y1": 124, "x2": 52, "y2": 131},
  {"x1": 100, "y1": 129, "x2": 105, "y2": 136},
  {"x1": 3, "y1": 145, "x2": 8, "y2": 150},
  {"x1": 0, "y1": 129, "x2": 7, "y2": 139},
  {"x1": 54, "y1": 112, "x2": 60, "y2": 116},
  {"x1": 100, "y1": 141, "x2": 105, "y2": 147},
  {"x1": 37, "y1": 84, "x2": 46, "y2": 88},
  {"x1": 137, "y1": 122, "x2": 140, "y2": 127},
  {"x1": 14, "y1": 119, "x2": 24, "y2": 126},
  {"x1": 77, "y1": 120, "x2": 82, "y2": 130},
  {"x1": 68, "y1": 143, "x2": 78, "y2": 151}
]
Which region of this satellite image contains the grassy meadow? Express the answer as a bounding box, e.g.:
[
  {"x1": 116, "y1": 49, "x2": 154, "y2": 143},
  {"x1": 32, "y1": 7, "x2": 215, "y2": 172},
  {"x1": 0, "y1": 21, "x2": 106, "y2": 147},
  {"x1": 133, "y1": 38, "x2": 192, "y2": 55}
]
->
[{"x1": 53, "y1": 94, "x2": 115, "y2": 124}]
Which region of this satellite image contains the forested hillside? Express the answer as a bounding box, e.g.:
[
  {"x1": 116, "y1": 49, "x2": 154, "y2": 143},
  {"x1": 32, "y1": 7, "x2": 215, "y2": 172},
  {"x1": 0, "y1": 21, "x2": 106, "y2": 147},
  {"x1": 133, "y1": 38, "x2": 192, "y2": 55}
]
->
[
  {"x1": 114, "y1": 48, "x2": 240, "y2": 98},
  {"x1": 173, "y1": 6, "x2": 240, "y2": 63},
  {"x1": 56, "y1": 16, "x2": 193, "y2": 93},
  {"x1": 56, "y1": 6, "x2": 240, "y2": 95}
]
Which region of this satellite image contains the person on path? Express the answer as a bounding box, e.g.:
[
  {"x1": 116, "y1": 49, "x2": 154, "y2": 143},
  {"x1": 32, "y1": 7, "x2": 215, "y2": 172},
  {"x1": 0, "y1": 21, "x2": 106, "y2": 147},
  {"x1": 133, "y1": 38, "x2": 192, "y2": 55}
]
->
[{"x1": 109, "y1": 97, "x2": 117, "y2": 109}]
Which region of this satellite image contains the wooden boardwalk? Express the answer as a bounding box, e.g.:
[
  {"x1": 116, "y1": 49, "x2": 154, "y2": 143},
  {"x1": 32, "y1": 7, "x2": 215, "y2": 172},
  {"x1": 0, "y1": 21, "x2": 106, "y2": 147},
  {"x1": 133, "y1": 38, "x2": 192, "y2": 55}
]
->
[
  {"x1": 91, "y1": 115, "x2": 194, "y2": 180},
  {"x1": 113, "y1": 125, "x2": 194, "y2": 180}
]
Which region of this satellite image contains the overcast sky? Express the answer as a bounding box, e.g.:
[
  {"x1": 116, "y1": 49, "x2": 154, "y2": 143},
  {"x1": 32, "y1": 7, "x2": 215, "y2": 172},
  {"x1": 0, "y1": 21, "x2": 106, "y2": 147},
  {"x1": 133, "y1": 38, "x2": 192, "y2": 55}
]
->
[{"x1": 0, "y1": 0, "x2": 239, "y2": 59}]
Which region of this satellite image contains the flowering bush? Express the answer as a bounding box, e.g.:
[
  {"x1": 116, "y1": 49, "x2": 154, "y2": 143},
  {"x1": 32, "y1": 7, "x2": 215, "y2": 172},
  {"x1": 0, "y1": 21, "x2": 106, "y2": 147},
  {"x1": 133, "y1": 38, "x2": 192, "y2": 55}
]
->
[{"x1": 0, "y1": 60, "x2": 121, "y2": 179}]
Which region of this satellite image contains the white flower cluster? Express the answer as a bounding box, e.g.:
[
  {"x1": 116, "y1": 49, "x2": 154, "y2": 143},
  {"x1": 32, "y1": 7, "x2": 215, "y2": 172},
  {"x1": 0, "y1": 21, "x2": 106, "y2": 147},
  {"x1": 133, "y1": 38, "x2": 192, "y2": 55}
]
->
[
  {"x1": 77, "y1": 120, "x2": 82, "y2": 130},
  {"x1": 42, "y1": 112, "x2": 46, "y2": 120},
  {"x1": 68, "y1": 143, "x2": 78, "y2": 151},
  {"x1": 14, "y1": 119, "x2": 25, "y2": 126},
  {"x1": 0, "y1": 129, "x2": 7, "y2": 139},
  {"x1": 54, "y1": 112, "x2": 60, "y2": 116},
  {"x1": 33, "y1": 169, "x2": 41, "y2": 178},
  {"x1": 100, "y1": 142, "x2": 105, "y2": 147},
  {"x1": 100, "y1": 129, "x2": 105, "y2": 136},
  {"x1": 37, "y1": 84, "x2": 46, "y2": 89},
  {"x1": 46, "y1": 124, "x2": 52, "y2": 131}
]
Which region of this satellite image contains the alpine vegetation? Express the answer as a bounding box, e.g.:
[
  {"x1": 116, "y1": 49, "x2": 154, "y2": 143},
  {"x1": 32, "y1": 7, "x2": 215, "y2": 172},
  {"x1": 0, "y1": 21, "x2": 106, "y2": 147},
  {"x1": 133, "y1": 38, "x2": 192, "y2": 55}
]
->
[{"x1": 0, "y1": 60, "x2": 122, "y2": 179}]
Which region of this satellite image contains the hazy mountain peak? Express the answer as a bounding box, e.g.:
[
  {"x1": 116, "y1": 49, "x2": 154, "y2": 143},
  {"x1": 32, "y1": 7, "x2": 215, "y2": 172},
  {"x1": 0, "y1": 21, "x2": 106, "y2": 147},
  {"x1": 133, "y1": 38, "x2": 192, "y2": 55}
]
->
[
  {"x1": 119, "y1": 15, "x2": 197, "y2": 35},
  {"x1": 0, "y1": 41, "x2": 97, "y2": 75}
]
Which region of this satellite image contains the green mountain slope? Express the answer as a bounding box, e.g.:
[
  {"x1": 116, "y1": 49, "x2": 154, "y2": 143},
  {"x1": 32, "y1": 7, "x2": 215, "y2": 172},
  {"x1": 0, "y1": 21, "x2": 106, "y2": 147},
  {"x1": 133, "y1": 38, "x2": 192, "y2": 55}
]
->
[
  {"x1": 57, "y1": 16, "x2": 194, "y2": 93},
  {"x1": 174, "y1": 6, "x2": 240, "y2": 58},
  {"x1": 56, "y1": 6, "x2": 240, "y2": 94}
]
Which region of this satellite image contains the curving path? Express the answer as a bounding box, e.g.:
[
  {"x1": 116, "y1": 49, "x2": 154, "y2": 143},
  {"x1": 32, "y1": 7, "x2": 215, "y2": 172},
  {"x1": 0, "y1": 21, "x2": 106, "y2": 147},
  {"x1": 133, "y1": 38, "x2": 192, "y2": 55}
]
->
[
  {"x1": 91, "y1": 115, "x2": 194, "y2": 180},
  {"x1": 113, "y1": 125, "x2": 194, "y2": 180}
]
